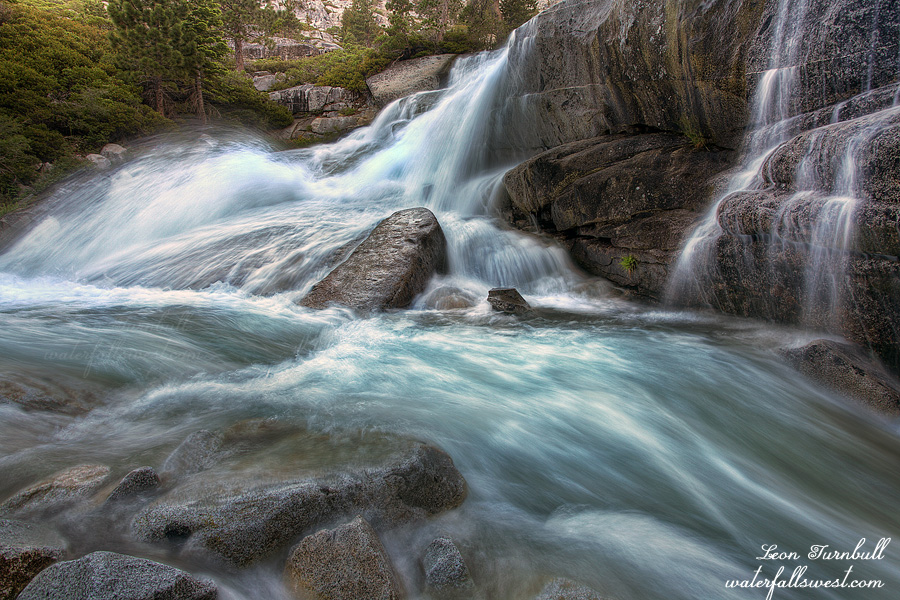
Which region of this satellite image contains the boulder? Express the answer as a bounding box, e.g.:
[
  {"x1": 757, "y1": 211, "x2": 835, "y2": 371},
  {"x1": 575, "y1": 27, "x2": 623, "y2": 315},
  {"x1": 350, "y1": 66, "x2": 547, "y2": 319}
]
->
[
  {"x1": 237, "y1": 37, "x2": 320, "y2": 61},
  {"x1": 534, "y1": 578, "x2": 604, "y2": 600},
  {"x1": 422, "y1": 286, "x2": 478, "y2": 310},
  {"x1": 422, "y1": 536, "x2": 473, "y2": 597},
  {"x1": 301, "y1": 208, "x2": 447, "y2": 312},
  {"x1": 269, "y1": 84, "x2": 357, "y2": 114},
  {"x1": 252, "y1": 74, "x2": 278, "y2": 91},
  {"x1": 781, "y1": 339, "x2": 900, "y2": 417},
  {"x1": 100, "y1": 143, "x2": 127, "y2": 164},
  {"x1": 16, "y1": 551, "x2": 216, "y2": 600},
  {"x1": 84, "y1": 154, "x2": 110, "y2": 169},
  {"x1": 366, "y1": 54, "x2": 456, "y2": 107},
  {"x1": 105, "y1": 467, "x2": 161, "y2": 504},
  {"x1": 310, "y1": 115, "x2": 362, "y2": 135},
  {"x1": 0, "y1": 464, "x2": 110, "y2": 518},
  {"x1": 0, "y1": 519, "x2": 67, "y2": 600},
  {"x1": 487, "y1": 288, "x2": 530, "y2": 314},
  {"x1": 131, "y1": 444, "x2": 467, "y2": 566},
  {"x1": 284, "y1": 516, "x2": 402, "y2": 600}
]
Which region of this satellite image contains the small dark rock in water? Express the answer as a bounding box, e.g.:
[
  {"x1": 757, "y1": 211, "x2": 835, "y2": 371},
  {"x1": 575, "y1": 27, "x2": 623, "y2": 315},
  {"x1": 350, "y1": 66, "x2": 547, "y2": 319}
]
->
[
  {"x1": 16, "y1": 551, "x2": 217, "y2": 600},
  {"x1": 535, "y1": 578, "x2": 605, "y2": 600},
  {"x1": 0, "y1": 519, "x2": 67, "y2": 600},
  {"x1": 105, "y1": 467, "x2": 161, "y2": 504},
  {"x1": 422, "y1": 286, "x2": 478, "y2": 310},
  {"x1": 161, "y1": 430, "x2": 225, "y2": 478},
  {"x1": 301, "y1": 207, "x2": 447, "y2": 313},
  {"x1": 132, "y1": 444, "x2": 467, "y2": 566},
  {"x1": 0, "y1": 374, "x2": 98, "y2": 416},
  {"x1": 284, "y1": 516, "x2": 402, "y2": 600},
  {"x1": 487, "y1": 288, "x2": 530, "y2": 314},
  {"x1": 781, "y1": 339, "x2": 900, "y2": 417},
  {"x1": 0, "y1": 465, "x2": 110, "y2": 518},
  {"x1": 422, "y1": 536, "x2": 473, "y2": 597}
]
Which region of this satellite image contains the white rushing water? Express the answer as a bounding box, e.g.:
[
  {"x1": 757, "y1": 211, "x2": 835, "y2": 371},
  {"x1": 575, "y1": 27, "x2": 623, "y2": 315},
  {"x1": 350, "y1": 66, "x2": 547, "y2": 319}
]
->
[{"x1": 1, "y1": 20, "x2": 900, "y2": 600}]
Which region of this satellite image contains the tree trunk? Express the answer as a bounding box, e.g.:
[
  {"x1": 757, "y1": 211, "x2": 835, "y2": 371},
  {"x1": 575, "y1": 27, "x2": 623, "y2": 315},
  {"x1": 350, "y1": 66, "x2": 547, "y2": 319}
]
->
[
  {"x1": 437, "y1": 0, "x2": 450, "y2": 41},
  {"x1": 154, "y1": 77, "x2": 164, "y2": 116},
  {"x1": 234, "y1": 37, "x2": 244, "y2": 71},
  {"x1": 195, "y1": 71, "x2": 207, "y2": 125}
]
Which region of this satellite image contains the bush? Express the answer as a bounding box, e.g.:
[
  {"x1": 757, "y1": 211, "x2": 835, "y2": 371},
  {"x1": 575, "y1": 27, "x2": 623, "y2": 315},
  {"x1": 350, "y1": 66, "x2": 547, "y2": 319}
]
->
[{"x1": 206, "y1": 70, "x2": 293, "y2": 129}]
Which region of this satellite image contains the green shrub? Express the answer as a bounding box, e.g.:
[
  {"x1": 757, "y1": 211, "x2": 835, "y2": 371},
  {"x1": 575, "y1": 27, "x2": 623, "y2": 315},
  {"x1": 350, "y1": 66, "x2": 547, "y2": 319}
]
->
[{"x1": 619, "y1": 254, "x2": 638, "y2": 275}]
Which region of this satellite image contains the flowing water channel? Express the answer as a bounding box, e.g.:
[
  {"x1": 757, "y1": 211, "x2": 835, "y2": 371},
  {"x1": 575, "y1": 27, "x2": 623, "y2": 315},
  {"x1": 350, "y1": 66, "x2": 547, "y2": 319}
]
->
[{"x1": 1, "y1": 24, "x2": 900, "y2": 600}]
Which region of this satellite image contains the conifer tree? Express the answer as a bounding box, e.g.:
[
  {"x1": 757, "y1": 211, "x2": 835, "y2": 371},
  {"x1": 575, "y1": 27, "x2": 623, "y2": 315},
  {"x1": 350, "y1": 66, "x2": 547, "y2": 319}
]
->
[
  {"x1": 341, "y1": 0, "x2": 381, "y2": 47},
  {"x1": 108, "y1": 0, "x2": 188, "y2": 115},
  {"x1": 182, "y1": 0, "x2": 228, "y2": 123},
  {"x1": 218, "y1": 0, "x2": 281, "y2": 71}
]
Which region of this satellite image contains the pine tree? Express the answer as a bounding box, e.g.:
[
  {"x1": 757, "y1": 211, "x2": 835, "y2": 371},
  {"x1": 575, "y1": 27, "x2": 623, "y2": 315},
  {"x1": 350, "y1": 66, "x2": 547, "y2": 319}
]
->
[
  {"x1": 182, "y1": 0, "x2": 228, "y2": 123},
  {"x1": 341, "y1": 0, "x2": 381, "y2": 47},
  {"x1": 218, "y1": 0, "x2": 281, "y2": 71},
  {"x1": 108, "y1": 0, "x2": 188, "y2": 115}
]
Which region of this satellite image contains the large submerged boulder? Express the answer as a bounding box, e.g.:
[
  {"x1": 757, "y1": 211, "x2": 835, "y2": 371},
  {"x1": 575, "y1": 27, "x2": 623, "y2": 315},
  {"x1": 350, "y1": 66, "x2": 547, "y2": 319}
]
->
[
  {"x1": 301, "y1": 208, "x2": 447, "y2": 312},
  {"x1": 131, "y1": 444, "x2": 467, "y2": 567}
]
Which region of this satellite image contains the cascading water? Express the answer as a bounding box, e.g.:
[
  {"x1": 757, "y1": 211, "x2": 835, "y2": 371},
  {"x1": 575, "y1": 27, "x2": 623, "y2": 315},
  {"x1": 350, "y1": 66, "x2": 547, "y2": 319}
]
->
[{"x1": 1, "y1": 12, "x2": 900, "y2": 600}]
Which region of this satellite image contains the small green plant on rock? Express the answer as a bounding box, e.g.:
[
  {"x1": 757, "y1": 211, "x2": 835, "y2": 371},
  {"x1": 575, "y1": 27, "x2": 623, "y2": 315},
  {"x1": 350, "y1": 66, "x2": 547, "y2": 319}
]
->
[{"x1": 619, "y1": 254, "x2": 638, "y2": 275}]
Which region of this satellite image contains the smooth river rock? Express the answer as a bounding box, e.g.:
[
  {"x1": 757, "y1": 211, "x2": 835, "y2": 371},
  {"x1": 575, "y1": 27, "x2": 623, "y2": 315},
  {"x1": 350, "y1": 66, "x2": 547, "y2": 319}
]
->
[
  {"x1": 301, "y1": 208, "x2": 447, "y2": 312},
  {"x1": 534, "y1": 578, "x2": 604, "y2": 600},
  {"x1": 422, "y1": 536, "x2": 473, "y2": 597},
  {"x1": 284, "y1": 516, "x2": 402, "y2": 600},
  {"x1": 0, "y1": 464, "x2": 111, "y2": 518},
  {"x1": 16, "y1": 551, "x2": 217, "y2": 600}
]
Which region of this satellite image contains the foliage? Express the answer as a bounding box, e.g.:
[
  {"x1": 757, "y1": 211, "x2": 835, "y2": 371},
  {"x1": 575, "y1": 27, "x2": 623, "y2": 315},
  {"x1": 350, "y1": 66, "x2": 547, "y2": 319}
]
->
[
  {"x1": 218, "y1": 0, "x2": 296, "y2": 71},
  {"x1": 619, "y1": 254, "x2": 638, "y2": 275},
  {"x1": 205, "y1": 69, "x2": 293, "y2": 129},
  {"x1": 340, "y1": 0, "x2": 381, "y2": 47},
  {"x1": 270, "y1": 46, "x2": 391, "y2": 94}
]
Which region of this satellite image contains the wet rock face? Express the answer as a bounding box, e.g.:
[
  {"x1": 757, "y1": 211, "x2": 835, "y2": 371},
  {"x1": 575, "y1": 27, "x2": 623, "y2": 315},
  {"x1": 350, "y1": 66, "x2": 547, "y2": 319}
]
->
[
  {"x1": 15, "y1": 551, "x2": 217, "y2": 600},
  {"x1": 781, "y1": 339, "x2": 900, "y2": 417},
  {"x1": 269, "y1": 84, "x2": 358, "y2": 115},
  {"x1": 0, "y1": 519, "x2": 67, "y2": 600},
  {"x1": 131, "y1": 444, "x2": 467, "y2": 567},
  {"x1": 284, "y1": 516, "x2": 402, "y2": 600},
  {"x1": 505, "y1": 0, "x2": 767, "y2": 151},
  {"x1": 301, "y1": 208, "x2": 448, "y2": 313},
  {"x1": 502, "y1": 133, "x2": 734, "y2": 299}
]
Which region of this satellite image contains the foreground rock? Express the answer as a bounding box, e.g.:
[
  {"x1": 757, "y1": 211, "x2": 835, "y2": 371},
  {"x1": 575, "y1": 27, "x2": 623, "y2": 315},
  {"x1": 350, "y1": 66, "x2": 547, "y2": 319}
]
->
[
  {"x1": 132, "y1": 444, "x2": 467, "y2": 566},
  {"x1": 781, "y1": 340, "x2": 900, "y2": 417},
  {"x1": 301, "y1": 208, "x2": 447, "y2": 312},
  {"x1": 0, "y1": 519, "x2": 67, "y2": 600},
  {"x1": 422, "y1": 536, "x2": 473, "y2": 597},
  {"x1": 285, "y1": 516, "x2": 402, "y2": 600},
  {"x1": 16, "y1": 551, "x2": 217, "y2": 600},
  {"x1": 366, "y1": 54, "x2": 456, "y2": 108},
  {"x1": 487, "y1": 288, "x2": 530, "y2": 314},
  {"x1": 535, "y1": 578, "x2": 604, "y2": 600},
  {"x1": 0, "y1": 465, "x2": 110, "y2": 518}
]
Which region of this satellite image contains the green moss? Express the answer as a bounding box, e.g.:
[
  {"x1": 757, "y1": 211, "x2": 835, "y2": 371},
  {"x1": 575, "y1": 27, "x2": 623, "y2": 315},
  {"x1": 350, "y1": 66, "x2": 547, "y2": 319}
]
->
[{"x1": 619, "y1": 254, "x2": 638, "y2": 275}]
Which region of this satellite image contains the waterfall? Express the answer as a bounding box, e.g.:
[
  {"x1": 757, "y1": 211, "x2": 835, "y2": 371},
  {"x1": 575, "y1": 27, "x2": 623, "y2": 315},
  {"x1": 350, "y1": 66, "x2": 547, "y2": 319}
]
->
[
  {"x1": 0, "y1": 23, "x2": 577, "y2": 303},
  {"x1": 666, "y1": 0, "x2": 900, "y2": 333}
]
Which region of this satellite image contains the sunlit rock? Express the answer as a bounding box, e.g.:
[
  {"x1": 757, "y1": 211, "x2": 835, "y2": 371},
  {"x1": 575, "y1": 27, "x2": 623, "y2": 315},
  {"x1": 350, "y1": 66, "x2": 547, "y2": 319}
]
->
[{"x1": 301, "y1": 208, "x2": 447, "y2": 313}]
